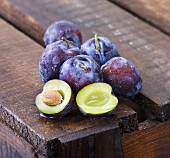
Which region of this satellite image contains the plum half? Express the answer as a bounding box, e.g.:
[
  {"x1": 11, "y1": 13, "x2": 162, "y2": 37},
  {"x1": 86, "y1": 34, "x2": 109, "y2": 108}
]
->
[
  {"x1": 76, "y1": 82, "x2": 118, "y2": 116},
  {"x1": 81, "y1": 34, "x2": 119, "y2": 66},
  {"x1": 35, "y1": 79, "x2": 74, "y2": 118},
  {"x1": 101, "y1": 57, "x2": 142, "y2": 98},
  {"x1": 43, "y1": 20, "x2": 82, "y2": 48}
]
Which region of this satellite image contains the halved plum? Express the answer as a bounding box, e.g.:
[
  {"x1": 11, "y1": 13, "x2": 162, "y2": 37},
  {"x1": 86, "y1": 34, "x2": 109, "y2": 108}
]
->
[
  {"x1": 76, "y1": 82, "x2": 118, "y2": 116},
  {"x1": 35, "y1": 79, "x2": 74, "y2": 118}
]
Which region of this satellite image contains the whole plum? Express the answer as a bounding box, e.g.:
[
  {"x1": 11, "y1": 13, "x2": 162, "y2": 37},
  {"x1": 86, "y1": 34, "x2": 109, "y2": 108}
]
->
[
  {"x1": 59, "y1": 55, "x2": 102, "y2": 93},
  {"x1": 43, "y1": 20, "x2": 82, "y2": 48},
  {"x1": 101, "y1": 57, "x2": 142, "y2": 97},
  {"x1": 81, "y1": 34, "x2": 119, "y2": 66},
  {"x1": 39, "y1": 39, "x2": 80, "y2": 82}
]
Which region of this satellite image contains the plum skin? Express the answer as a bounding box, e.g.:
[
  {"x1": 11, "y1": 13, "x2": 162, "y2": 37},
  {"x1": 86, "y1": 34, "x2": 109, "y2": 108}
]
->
[
  {"x1": 39, "y1": 40, "x2": 80, "y2": 82},
  {"x1": 101, "y1": 57, "x2": 142, "y2": 97},
  {"x1": 59, "y1": 55, "x2": 103, "y2": 93},
  {"x1": 81, "y1": 36, "x2": 119, "y2": 66},
  {"x1": 43, "y1": 20, "x2": 82, "y2": 48}
]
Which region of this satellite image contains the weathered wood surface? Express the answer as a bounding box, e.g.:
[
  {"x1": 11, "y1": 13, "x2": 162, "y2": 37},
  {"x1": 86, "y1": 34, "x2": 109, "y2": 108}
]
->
[
  {"x1": 58, "y1": 124, "x2": 124, "y2": 158},
  {"x1": 0, "y1": 18, "x2": 136, "y2": 157},
  {"x1": 0, "y1": 121, "x2": 45, "y2": 158},
  {"x1": 0, "y1": 0, "x2": 169, "y2": 120},
  {"x1": 109, "y1": 0, "x2": 170, "y2": 36},
  {"x1": 123, "y1": 120, "x2": 170, "y2": 158}
]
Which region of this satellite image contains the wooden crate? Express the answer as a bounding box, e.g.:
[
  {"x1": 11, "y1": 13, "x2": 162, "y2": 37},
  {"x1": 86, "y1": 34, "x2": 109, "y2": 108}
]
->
[
  {"x1": 0, "y1": 18, "x2": 135, "y2": 157},
  {"x1": 0, "y1": 0, "x2": 170, "y2": 157},
  {"x1": 1, "y1": 0, "x2": 169, "y2": 120}
]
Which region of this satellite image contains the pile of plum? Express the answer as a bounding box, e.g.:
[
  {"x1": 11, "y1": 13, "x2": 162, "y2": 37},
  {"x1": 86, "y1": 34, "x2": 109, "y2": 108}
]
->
[{"x1": 36, "y1": 20, "x2": 142, "y2": 118}]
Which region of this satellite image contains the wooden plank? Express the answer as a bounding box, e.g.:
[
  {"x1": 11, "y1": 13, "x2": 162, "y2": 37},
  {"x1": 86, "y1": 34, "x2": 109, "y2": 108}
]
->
[
  {"x1": 0, "y1": 121, "x2": 45, "y2": 158},
  {"x1": 58, "y1": 124, "x2": 123, "y2": 158},
  {"x1": 0, "y1": 18, "x2": 136, "y2": 157},
  {"x1": 109, "y1": 0, "x2": 170, "y2": 36},
  {"x1": 0, "y1": 0, "x2": 169, "y2": 120},
  {"x1": 123, "y1": 120, "x2": 170, "y2": 158}
]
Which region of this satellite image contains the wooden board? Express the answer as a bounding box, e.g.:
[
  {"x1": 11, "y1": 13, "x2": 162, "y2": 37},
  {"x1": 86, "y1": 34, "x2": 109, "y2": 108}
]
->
[
  {"x1": 0, "y1": 0, "x2": 169, "y2": 120},
  {"x1": 0, "y1": 18, "x2": 136, "y2": 157},
  {"x1": 123, "y1": 120, "x2": 170, "y2": 158},
  {"x1": 109, "y1": 0, "x2": 170, "y2": 36},
  {"x1": 0, "y1": 121, "x2": 45, "y2": 158}
]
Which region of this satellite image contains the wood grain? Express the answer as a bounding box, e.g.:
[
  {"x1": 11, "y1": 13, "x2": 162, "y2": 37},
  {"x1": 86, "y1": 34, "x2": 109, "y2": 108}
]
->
[
  {"x1": 58, "y1": 124, "x2": 123, "y2": 158},
  {"x1": 0, "y1": 18, "x2": 136, "y2": 157},
  {"x1": 109, "y1": 0, "x2": 170, "y2": 36},
  {"x1": 0, "y1": 0, "x2": 169, "y2": 120},
  {"x1": 0, "y1": 122, "x2": 45, "y2": 158},
  {"x1": 123, "y1": 120, "x2": 170, "y2": 158}
]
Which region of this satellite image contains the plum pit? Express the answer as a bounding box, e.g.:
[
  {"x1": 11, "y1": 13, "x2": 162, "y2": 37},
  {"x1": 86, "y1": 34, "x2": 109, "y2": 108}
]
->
[{"x1": 42, "y1": 90, "x2": 63, "y2": 105}]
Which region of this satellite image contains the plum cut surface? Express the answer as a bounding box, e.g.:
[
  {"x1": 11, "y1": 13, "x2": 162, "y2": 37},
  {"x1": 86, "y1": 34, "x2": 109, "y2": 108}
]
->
[
  {"x1": 76, "y1": 82, "x2": 118, "y2": 115},
  {"x1": 36, "y1": 79, "x2": 72, "y2": 115},
  {"x1": 84, "y1": 90, "x2": 110, "y2": 107}
]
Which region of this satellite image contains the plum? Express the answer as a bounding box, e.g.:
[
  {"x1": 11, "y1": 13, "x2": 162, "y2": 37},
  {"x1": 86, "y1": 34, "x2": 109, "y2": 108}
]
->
[
  {"x1": 76, "y1": 82, "x2": 118, "y2": 116},
  {"x1": 101, "y1": 57, "x2": 142, "y2": 97},
  {"x1": 59, "y1": 55, "x2": 102, "y2": 93},
  {"x1": 43, "y1": 20, "x2": 82, "y2": 48},
  {"x1": 35, "y1": 79, "x2": 74, "y2": 118},
  {"x1": 39, "y1": 39, "x2": 80, "y2": 82},
  {"x1": 81, "y1": 34, "x2": 119, "y2": 66}
]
